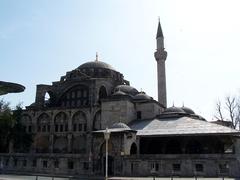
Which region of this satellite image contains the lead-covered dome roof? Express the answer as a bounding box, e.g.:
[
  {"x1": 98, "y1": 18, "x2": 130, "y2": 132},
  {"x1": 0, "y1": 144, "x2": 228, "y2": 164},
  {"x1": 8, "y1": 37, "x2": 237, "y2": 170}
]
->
[
  {"x1": 114, "y1": 85, "x2": 138, "y2": 96},
  {"x1": 133, "y1": 92, "x2": 152, "y2": 101},
  {"x1": 181, "y1": 107, "x2": 195, "y2": 114},
  {"x1": 113, "y1": 90, "x2": 127, "y2": 96},
  {"x1": 163, "y1": 106, "x2": 185, "y2": 114},
  {"x1": 77, "y1": 61, "x2": 116, "y2": 71},
  {"x1": 111, "y1": 122, "x2": 131, "y2": 130}
]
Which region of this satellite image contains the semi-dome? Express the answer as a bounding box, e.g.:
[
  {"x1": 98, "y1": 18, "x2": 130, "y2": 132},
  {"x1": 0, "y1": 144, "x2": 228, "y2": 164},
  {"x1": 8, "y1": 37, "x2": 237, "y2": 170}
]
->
[
  {"x1": 163, "y1": 106, "x2": 185, "y2": 114},
  {"x1": 114, "y1": 85, "x2": 138, "y2": 96},
  {"x1": 181, "y1": 107, "x2": 195, "y2": 114},
  {"x1": 134, "y1": 92, "x2": 152, "y2": 101},
  {"x1": 77, "y1": 61, "x2": 116, "y2": 71},
  {"x1": 111, "y1": 122, "x2": 130, "y2": 130}
]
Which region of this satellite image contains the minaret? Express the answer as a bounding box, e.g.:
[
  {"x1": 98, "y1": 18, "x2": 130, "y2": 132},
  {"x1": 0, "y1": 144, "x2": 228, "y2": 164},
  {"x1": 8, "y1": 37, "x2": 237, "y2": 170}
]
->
[{"x1": 154, "y1": 19, "x2": 167, "y2": 107}]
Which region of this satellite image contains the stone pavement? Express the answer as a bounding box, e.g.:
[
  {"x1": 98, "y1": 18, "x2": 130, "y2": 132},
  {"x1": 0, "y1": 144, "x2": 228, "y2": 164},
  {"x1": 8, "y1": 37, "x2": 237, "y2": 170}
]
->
[
  {"x1": 0, "y1": 175, "x2": 239, "y2": 180},
  {"x1": 108, "y1": 178, "x2": 239, "y2": 180}
]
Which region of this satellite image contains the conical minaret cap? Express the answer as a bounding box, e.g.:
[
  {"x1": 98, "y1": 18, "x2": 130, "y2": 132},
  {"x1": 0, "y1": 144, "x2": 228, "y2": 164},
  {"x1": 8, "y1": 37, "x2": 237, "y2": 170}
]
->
[{"x1": 156, "y1": 20, "x2": 164, "y2": 38}]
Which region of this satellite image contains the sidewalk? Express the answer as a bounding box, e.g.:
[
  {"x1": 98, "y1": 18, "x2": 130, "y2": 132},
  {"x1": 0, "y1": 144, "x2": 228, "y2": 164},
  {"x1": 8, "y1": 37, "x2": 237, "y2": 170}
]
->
[{"x1": 108, "y1": 177, "x2": 239, "y2": 180}]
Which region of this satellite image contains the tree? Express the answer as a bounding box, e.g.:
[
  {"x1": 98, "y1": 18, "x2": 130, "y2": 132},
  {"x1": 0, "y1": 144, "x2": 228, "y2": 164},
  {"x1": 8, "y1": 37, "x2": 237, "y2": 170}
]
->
[
  {"x1": 215, "y1": 95, "x2": 240, "y2": 129},
  {"x1": 10, "y1": 105, "x2": 32, "y2": 152},
  {"x1": 0, "y1": 99, "x2": 32, "y2": 153},
  {"x1": 0, "y1": 99, "x2": 14, "y2": 152}
]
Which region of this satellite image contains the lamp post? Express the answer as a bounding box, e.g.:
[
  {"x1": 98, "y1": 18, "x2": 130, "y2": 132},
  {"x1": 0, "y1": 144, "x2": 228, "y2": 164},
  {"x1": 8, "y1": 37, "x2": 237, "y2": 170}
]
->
[{"x1": 104, "y1": 127, "x2": 110, "y2": 180}]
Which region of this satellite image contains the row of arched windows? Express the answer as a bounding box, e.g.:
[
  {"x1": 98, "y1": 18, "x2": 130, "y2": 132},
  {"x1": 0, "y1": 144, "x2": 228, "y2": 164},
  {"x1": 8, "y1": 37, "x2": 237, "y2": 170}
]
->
[
  {"x1": 21, "y1": 111, "x2": 89, "y2": 133},
  {"x1": 59, "y1": 85, "x2": 89, "y2": 108},
  {"x1": 42, "y1": 84, "x2": 109, "y2": 108}
]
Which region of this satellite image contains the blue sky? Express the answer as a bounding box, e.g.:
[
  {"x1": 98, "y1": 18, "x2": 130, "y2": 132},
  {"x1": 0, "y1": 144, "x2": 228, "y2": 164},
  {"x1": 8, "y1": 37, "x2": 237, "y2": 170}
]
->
[{"x1": 1, "y1": 0, "x2": 240, "y2": 120}]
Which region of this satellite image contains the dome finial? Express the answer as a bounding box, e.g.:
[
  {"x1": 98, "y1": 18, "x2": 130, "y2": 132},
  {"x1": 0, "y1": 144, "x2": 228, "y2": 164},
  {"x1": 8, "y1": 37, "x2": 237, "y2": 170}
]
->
[
  {"x1": 172, "y1": 102, "x2": 175, "y2": 107},
  {"x1": 95, "y1": 52, "x2": 98, "y2": 61},
  {"x1": 182, "y1": 102, "x2": 185, "y2": 107}
]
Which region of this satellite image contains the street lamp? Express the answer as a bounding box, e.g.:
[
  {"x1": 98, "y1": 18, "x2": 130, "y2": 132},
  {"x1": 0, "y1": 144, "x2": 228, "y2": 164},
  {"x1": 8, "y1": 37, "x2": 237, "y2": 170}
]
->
[{"x1": 104, "y1": 127, "x2": 111, "y2": 180}]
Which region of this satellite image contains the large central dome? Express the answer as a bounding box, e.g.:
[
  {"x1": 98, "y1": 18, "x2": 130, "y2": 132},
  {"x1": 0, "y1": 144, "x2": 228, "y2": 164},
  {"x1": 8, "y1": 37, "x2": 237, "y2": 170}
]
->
[{"x1": 77, "y1": 61, "x2": 116, "y2": 71}]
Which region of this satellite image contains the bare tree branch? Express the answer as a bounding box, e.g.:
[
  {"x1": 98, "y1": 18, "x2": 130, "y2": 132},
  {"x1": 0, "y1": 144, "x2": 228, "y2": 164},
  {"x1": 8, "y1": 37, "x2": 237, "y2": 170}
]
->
[
  {"x1": 214, "y1": 95, "x2": 240, "y2": 129},
  {"x1": 214, "y1": 100, "x2": 224, "y2": 121},
  {"x1": 225, "y1": 96, "x2": 237, "y2": 128}
]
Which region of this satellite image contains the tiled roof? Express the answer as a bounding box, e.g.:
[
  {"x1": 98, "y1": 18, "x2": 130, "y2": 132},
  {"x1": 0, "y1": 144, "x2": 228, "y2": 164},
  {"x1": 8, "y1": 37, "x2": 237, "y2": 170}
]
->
[{"x1": 129, "y1": 116, "x2": 240, "y2": 136}]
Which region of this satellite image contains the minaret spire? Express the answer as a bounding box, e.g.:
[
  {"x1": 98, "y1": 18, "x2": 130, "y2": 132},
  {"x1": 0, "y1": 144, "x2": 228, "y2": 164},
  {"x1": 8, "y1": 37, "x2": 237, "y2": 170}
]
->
[
  {"x1": 156, "y1": 18, "x2": 163, "y2": 38},
  {"x1": 154, "y1": 18, "x2": 168, "y2": 108}
]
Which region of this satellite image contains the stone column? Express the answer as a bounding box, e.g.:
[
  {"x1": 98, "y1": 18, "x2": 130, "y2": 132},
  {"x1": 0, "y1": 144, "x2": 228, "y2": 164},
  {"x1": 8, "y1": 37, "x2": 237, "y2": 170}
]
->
[
  {"x1": 136, "y1": 137, "x2": 140, "y2": 155},
  {"x1": 8, "y1": 140, "x2": 14, "y2": 153},
  {"x1": 67, "y1": 134, "x2": 72, "y2": 153},
  {"x1": 49, "y1": 134, "x2": 54, "y2": 153}
]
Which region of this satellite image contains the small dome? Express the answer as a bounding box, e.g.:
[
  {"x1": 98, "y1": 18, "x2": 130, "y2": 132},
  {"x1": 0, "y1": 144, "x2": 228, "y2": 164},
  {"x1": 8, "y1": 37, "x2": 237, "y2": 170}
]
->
[
  {"x1": 134, "y1": 92, "x2": 152, "y2": 100},
  {"x1": 113, "y1": 90, "x2": 127, "y2": 96},
  {"x1": 163, "y1": 106, "x2": 185, "y2": 114},
  {"x1": 114, "y1": 85, "x2": 138, "y2": 96},
  {"x1": 77, "y1": 61, "x2": 116, "y2": 71},
  {"x1": 181, "y1": 107, "x2": 195, "y2": 114},
  {"x1": 111, "y1": 122, "x2": 130, "y2": 130}
]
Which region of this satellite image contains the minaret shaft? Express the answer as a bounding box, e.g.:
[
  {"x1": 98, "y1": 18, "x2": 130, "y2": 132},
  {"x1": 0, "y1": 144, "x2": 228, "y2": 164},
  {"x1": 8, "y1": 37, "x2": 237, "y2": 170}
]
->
[
  {"x1": 154, "y1": 21, "x2": 167, "y2": 107},
  {"x1": 156, "y1": 56, "x2": 167, "y2": 106}
]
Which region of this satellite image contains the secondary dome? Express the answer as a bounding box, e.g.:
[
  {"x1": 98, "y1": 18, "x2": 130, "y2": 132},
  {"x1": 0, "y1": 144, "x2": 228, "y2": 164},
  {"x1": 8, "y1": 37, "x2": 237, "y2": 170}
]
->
[
  {"x1": 181, "y1": 107, "x2": 195, "y2": 114},
  {"x1": 111, "y1": 122, "x2": 130, "y2": 130},
  {"x1": 163, "y1": 106, "x2": 185, "y2": 114},
  {"x1": 77, "y1": 61, "x2": 116, "y2": 71},
  {"x1": 134, "y1": 92, "x2": 152, "y2": 100},
  {"x1": 113, "y1": 90, "x2": 127, "y2": 96},
  {"x1": 114, "y1": 85, "x2": 138, "y2": 96}
]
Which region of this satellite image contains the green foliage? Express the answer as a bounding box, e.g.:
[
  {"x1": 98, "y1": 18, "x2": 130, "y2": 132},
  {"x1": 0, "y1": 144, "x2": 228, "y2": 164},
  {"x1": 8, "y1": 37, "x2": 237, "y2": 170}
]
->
[
  {"x1": 0, "y1": 99, "x2": 13, "y2": 152},
  {"x1": 0, "y1": 99, "x2": 32, "y2": 153}
]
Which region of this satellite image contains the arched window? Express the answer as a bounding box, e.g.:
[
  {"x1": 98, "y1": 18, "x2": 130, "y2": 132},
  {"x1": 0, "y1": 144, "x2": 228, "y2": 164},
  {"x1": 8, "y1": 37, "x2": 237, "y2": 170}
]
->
[
  {"x1": 34, "y1": 135, "x2": 50, "y2": 153},
  {"x1": 72, "y1": 136, "x2": 86, "y2": 153},
  {"x1": 54, "y1": 112, "x2": 68, "y2": 132},
  {"x1": 43, "y1": 91, "x2": 55, "y2": 107},
  {"x1": 59, "y1": 85, "x2": 89, "y2": 108},
  {"x1": 72, "y1": 111, "x2": 87, "y2": 132},
  {"x1": 93, "y1": 111, "x2": 101, "y2": 130},
  {"x1": 44, "y1": 92, "x2": 50, "y2": 103},
  {"x1": 37, "y1": 113, "x2": 51, "y2": 133},
  {"x1": 100, "y1": 142, "x2": 113, "y2": 154},
  {"x1": 21, "y1": 114, "x2": 33, "y2": 133},
  {"x1": 53, "y1": 137, "x2": 68, "y2": 153},
  {"x1": 99, "y1": 86, "x2": 107, "y2": 100},
  {"x1": 130, "y1": 143, "x2": 137, "y2": 155}
]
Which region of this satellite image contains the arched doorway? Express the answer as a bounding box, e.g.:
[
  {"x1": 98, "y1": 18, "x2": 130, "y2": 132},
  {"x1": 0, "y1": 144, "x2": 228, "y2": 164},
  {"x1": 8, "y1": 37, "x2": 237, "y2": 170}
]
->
[
  {"x1": 102, "y1": 155, "x2": 114, "y2": 176},
  {"x1": 100, "y1": 142, "x2": 114, "y2": 176},
  {"x1": 130, "y1": 143, "x2": 137, "y2": 155},
  {"x1": 99, "y1": 86, "x2": 107, "y2": 100}
]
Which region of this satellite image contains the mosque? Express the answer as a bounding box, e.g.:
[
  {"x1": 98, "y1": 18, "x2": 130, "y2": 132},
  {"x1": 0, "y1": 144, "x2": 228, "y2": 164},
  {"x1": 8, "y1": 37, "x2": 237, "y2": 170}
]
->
[{"x1": 1, "y1": 21, "x2": 240, "y2": 177}]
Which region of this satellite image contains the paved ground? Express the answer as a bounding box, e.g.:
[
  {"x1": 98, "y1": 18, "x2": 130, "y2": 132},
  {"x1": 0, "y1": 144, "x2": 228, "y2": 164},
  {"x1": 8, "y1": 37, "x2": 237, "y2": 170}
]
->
[
  {"x1": 0, "y1": 175, "x2": 239, "y2": 180},
  {"x1": 110, "y1": 177, "x2": 240, "y2": 180},
  {"x1": 108, "y1": 178, "x2": 239, "y2": 180}
]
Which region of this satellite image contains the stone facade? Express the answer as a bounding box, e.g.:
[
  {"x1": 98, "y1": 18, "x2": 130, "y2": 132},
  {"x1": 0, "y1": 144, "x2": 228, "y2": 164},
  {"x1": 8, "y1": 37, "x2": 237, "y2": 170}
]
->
[{"x1": 1, "y1": 21, "x2": 240, "y2": 178}]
